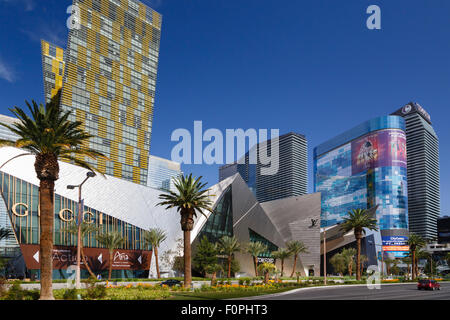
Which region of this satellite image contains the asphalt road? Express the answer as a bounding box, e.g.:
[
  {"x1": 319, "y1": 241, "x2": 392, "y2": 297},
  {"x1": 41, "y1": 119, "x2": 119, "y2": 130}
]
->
[{"x1": 242, "y1": 283, "x2": 450, "y2": 300}]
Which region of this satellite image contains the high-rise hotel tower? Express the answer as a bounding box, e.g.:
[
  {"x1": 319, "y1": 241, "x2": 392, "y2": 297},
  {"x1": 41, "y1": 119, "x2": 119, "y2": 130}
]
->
[
  {"x1": 47, "y1": 0, "x2": 163, "y2": 185},
  {"x1": 391, "y1": 102, "x2": 441, "y2": 239}
]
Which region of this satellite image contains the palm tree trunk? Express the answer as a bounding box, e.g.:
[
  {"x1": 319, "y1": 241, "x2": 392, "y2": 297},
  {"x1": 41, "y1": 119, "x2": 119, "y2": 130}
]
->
[
  {"x1": 38, "y1": 179, "x2": 55, "y2": 300},
  {"x1": 108, "y1": 250, "x2": 113, "y2": 281},
  {"x1": 412, "y1": 250, "x2": 416, "y2": 280},
  {"x1": 183, "y1": 230, "x2": 192, "y2": 288},
  {"x1": 356, "y1": 238, "x2": 361, "y2": 280},
  {"x1": 290, "y1": 255, "x2": 297, "y2": 278},
  {"x1": 147, "y1": 251, "x2": 153, "y2": 279},
  {"x1": 281, "y1": 259, "x2": 284, "y2": 277},
  {"x1": 264, "y1": 272, "x2": 269, "y2": 284},
  {"x1": 80, "y1": 245, "x2": 96, "y2": 279},
  {"x1": 253, "y1": 256, "x2": 258, "y2": 277},
  {"x1": 155, "y1": 247, "x2": 161, "y2": 279},
  {"x1": 227, "y1": 255, "x2": 232, "y2": 278}
]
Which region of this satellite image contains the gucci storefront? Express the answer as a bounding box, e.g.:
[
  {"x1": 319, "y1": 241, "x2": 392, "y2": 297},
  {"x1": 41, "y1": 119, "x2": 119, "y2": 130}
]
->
[
  {"x1": 0, "y1": 147, "x2": 185, "y2": 280},
  {"x1": 0, "y1": 171, "x2": 152, "y2": 280}
]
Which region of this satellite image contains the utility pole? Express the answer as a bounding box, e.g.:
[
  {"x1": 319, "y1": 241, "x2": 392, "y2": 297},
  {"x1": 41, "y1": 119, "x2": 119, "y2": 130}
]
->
[{"x1": 67, "y1": 171, "x2": 96, "y2": 289}]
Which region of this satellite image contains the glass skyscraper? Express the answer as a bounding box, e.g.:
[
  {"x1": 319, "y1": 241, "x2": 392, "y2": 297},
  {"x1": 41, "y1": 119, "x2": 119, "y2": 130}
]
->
[
  {"x1": 314, "y1": 116, "x2": 409, "y2": 257},
  {"x1": 58, "y1": 0, "x2": 162, "y2": 185},
  {"x1": 41, "y1": 40, "x2": 65, "y2": 104},
  {"x1": 391, "y1": 102, "x2": 441, "y2": 239},
  {"x1": 219, "y1": 132, "x2": 308, "y2": 203},
  {"x1": 147, "y1": 155, "x2": 182, "y2": 192}
]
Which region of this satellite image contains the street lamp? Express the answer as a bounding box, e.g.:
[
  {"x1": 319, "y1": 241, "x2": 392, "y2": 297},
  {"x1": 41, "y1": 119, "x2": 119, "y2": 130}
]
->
[
  {"x1": 67, "y1": 171, "x2": 96, "y2": 289},
  {"x1": 323, "y1": 225, "x2": 327, "y2": 285}
]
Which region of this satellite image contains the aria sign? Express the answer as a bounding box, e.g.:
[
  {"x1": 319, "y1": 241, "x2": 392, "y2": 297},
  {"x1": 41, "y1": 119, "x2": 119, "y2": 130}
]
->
[{"x1": 12, "y1": 202, "x2": 95, "y2": 223}]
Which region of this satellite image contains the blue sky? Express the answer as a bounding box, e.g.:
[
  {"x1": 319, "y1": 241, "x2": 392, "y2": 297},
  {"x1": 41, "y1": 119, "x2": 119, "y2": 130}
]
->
[{"x1": 0, "y1": 0, "x2": 448, "y2": 217}]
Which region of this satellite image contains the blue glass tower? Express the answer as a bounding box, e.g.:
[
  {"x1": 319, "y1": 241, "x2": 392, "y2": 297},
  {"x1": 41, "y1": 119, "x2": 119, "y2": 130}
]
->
[{"x1": 314, "y1": 116, "x2": 409, "y2": 257}]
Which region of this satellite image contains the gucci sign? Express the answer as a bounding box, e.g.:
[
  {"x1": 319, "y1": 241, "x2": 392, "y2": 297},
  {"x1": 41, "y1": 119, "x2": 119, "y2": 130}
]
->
[{"x1": 12, "y1": 202, "x2": 94, "y2": 223}]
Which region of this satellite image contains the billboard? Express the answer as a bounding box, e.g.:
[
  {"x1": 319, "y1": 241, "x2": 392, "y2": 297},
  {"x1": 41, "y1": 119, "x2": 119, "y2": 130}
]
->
[
  {"x1": 20, "y1": 244, "x2": 151, "y2": 271},
  {"x1": 352, "y1": 129, "x2": 407, "y2": 175},
  {"x1": 381, "y1": 236, "x2": 409, "y2": 258}
]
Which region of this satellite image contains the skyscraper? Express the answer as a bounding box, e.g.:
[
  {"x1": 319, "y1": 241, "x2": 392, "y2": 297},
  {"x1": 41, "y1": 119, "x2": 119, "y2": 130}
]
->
[
  {"x1": 219, "y1": 132, "x2": 308, "y2": 203},
  {"x1": 147, "y1": 155, "x2": 182, "y2": 192},
  {"x1": 41, "y1": 40, "x2": 65, "y2": 104},
  {"x1": 391, "y1": 102, "x2": 441, "y2": 239},
  {"x1": 59, "y1": 0, "x2": 162, "y2": 185},
  {"x1": 314, "y1": 116, "x2": 409, "y2": 258}
]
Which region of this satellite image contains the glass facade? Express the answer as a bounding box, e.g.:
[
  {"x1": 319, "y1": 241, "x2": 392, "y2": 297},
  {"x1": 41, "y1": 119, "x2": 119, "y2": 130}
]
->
[
  {"x1": 197, "y1": 187, "x2": 233, "y2": 244},
  {"x1": 60, "y1": 0, "x2": 162, "y2": 185},
  {"x1": 219, "y1": 132, "x2": 307, "y2": 203},
  {"x1": 314, "y1": 116, "x2": 409, "y2": 255},
  {"x1": 41, "y1": 40, "x2": 65, "y2": 104},
  {"x1": 0, "y1": 171, "x2": 150, "y2": 251},
  {"x1": 147, "y1": 155, "x2": 182, "y2": 192},
  {"x1": 248, "y1": 228, "x2": 278, "y2": 258}
]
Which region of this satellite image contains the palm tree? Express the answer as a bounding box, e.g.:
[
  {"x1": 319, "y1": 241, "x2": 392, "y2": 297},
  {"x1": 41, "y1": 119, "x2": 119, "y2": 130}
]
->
[
  {"x1": 341, "y1": 247, "x2": 356, "y2": 276},
  {"x1": 407, "y1": 233, "x2": 426, "y2": 280},
  {"x1": 205, "y1": 264, "x2": 223, "y2": 285},
  {"x1": 246, "y1": 242, "x2": 268, "y2": 277},
  {"x1": 217, "y1": 236, "x2": 241, "y2": 278},
  {"x1": 258, "y1": 262, "x2": 276, "y2": 284},
  {"x1": 359, "y1": 254, "x2": 368, "y2": 275},
  {"x1": 0, "y1": 228, "x2": 12, "y2": 241},
  {"x1": 402, "y1": 256, "x2": 412, "y2": 279},
  {"x1": 157, "y1": 174, "x2": 214, "y2": 288},
  {"x1": 0, "y1": 93, "x2": 107, "y2": 299},
  {"x1": 287, "y1": 240, "x2": 308, "y2": 278},
  {"x1": 416, "y1": 248, "x2": 430, "y2": 278},
  {"x1": 340, "y1": 208, "x2": 378, "y2": 280},
  {"x1": 143, "y1": 228, "x2": 167, "y2": 279},
  {"x1": 97, "y1": 231, "x2": 125, "y2": 281},
  {"x1": 384, "y1": 258, "x2": 394, "y2": 275},
  {"x1": 271, "y1": 248, "x2": 292, "y2": 277},
  {"x1": 62, "y1": 221, "x2": 99, "y2": 279}
]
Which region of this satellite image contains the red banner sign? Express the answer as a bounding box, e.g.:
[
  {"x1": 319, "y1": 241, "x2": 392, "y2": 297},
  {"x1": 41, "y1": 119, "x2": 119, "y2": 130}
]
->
[{"x1": 20, "y1": 244, "x2": 152, "y2": 271}]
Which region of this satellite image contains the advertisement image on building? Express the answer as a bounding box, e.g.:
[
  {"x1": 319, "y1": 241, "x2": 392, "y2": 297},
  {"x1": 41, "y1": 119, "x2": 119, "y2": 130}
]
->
[{"x1": 314, "y1": 116, "x2": 409, "y2": 236}]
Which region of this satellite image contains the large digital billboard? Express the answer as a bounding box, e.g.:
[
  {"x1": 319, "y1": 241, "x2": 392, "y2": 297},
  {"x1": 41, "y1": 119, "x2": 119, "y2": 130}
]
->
[
  {"x1": 351, "y1": 129, "x2": 406, "y2": 175},
  {"x1": 382, "y1": 236, "x2": 409, "y2": 258}
]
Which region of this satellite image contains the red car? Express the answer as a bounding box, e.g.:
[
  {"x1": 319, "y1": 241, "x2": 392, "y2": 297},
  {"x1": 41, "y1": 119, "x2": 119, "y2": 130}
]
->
[{"x1": 417, "y1": 279, "x2": 440, "y2": 290}]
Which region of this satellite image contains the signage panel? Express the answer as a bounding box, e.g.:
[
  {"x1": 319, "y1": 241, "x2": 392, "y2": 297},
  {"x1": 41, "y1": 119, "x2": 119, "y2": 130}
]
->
[
  {"x1": 351, "y1": 130, "x2": 407, "y2": 175},
  {"x1": 20, "y1": 244, "x2": 151, "y2": 271}
]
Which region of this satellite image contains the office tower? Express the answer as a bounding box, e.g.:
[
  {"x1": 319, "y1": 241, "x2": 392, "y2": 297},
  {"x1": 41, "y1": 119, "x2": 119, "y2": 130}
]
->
[
  {"x1": 41, "y1": 40, "x2": 65, "y2": 104},
  {"x1": 391, "y1": 102, "x2": 441, "y2": 240},
  {"x1": 314, "y1": 116, "x2": 409, "y2": 258},
  {"x1": 60, "y1": 0, "x2": 162, "y2": 185},
  {"x1": 219, "y1": 163, "x2": 238, "y2": 182},
  {"x1": 437, "y1": 216, "x2": 450, "y2": 244},
  {"x1": 147, "y1": 155, "x2": 182, "y2": 192},
  {"x1": 219, "y1": 132, "x2": 308, "y2": 203}
]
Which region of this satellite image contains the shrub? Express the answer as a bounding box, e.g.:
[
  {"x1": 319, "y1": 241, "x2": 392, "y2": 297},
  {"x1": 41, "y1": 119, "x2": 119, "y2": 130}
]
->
[
  {"x1": 62, "y1": 288, "x2": 80, "y2": 300},
  {"x1": 3, "y1": 282, "x2": 38, "y2": 300},
  {"x1": 84, "y1": 276, "x2": 107, "y2": 300},
  {"x1": 5, "y1": 282, "x2": 24, "y2": 300}
]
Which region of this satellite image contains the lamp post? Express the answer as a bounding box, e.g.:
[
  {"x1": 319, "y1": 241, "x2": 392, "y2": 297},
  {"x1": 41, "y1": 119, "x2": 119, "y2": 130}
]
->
[
  {"x1": 67, "y1": 171, "x2": 96, "y2": 289},
  {"x1": 323, "y1": 226, "x2": 327, "y2": 285}
]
